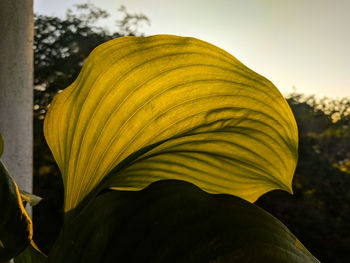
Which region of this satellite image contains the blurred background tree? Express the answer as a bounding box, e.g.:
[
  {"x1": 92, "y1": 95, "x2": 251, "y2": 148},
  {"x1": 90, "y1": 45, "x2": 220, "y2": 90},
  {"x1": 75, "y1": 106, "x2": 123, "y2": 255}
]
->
[
  {"x1": 257, "y1": 93, "x2": 350, "y2": 262},
  {"x1": 33, "y1": 3, "x2": 350, "y2": 262},
  {"x1": 34, "y1": 3, "x2": 150, "y2": 120}
]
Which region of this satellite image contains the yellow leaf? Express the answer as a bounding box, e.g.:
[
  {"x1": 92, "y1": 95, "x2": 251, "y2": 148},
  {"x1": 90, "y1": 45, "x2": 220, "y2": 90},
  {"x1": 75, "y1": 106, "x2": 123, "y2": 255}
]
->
[{"x1": 44, "y1": 35, "x2": 298, "y2": 212}]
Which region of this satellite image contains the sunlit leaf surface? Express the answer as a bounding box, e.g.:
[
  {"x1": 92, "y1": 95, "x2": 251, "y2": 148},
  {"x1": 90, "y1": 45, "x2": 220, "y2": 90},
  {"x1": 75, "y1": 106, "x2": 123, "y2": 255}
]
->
[
  {"x1": 0, "y1": 161, "x2": 32, "y2": 261},
  {"x1": 48, "y1": 180, "x2": 318, "y2": 263},
  {"x1": 44, "y1": 35, "x2": 298, "y2": 211}
]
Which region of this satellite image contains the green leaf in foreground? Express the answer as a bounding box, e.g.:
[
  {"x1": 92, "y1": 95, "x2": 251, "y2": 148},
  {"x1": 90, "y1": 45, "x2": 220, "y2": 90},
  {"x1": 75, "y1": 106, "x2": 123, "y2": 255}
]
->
[
  {"x1": 44, "y1": 35, "x2": 298, "y2": 212},
  {"x1": 48, "y1": 180, "x2": 318, "y2": 263},
  {"x1": 14, "y1": 242, "x2": 47, "y2": 263},
  {"x1": 0, "y1": 161, "x2": 32, "y2": 262}
]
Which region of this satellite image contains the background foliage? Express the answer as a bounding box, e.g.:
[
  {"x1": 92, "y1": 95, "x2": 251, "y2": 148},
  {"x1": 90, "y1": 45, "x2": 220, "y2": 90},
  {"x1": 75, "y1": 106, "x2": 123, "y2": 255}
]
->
[
  {"x1": 258, "y1": 93, "x2": 350, "y2": 262},
  {"x1": 33, "y1": 4, "x2": 350, "y2": 262}
]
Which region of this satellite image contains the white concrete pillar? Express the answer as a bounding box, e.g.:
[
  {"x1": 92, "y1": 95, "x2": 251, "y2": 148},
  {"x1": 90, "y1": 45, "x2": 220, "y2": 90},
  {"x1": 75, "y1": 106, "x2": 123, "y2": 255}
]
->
[{"x1": 0, "y1": 0, "x2": 34, "y2": 205}]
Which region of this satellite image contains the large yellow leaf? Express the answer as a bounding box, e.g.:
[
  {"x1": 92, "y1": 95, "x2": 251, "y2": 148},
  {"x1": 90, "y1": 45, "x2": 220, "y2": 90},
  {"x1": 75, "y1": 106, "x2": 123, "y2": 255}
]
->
[{"x1": 44, "y1": 35, "x2": 298, "y2": 212}]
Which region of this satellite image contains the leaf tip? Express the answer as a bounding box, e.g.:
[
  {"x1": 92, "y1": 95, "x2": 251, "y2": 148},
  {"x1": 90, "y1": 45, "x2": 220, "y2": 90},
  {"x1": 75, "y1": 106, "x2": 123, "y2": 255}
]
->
[{"x1": 286, "y1": 182, "x2": 294, "y2": 195}]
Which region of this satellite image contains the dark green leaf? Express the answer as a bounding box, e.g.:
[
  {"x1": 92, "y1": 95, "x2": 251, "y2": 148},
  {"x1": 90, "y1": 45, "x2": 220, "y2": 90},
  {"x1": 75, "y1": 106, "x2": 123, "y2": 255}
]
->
[
  {"x1": 14, "y1": 241, "x2": 47, "y2": 263},
  {"x1": 0, "y1": 161, "x2": 32, "y2": 262},
  {"x1": 49, "y1": 180, "x2": 318, "y2": 262},
  {"x1": 14, "y1": 242, "x2": 47, "y2": 263}
]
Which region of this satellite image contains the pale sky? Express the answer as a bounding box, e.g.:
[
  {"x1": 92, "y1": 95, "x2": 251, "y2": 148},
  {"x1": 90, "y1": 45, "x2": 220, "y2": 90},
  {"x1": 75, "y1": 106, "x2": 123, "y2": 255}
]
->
[{"x1": 34, "y1": 0, "x2": 350, "y2": 98}]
